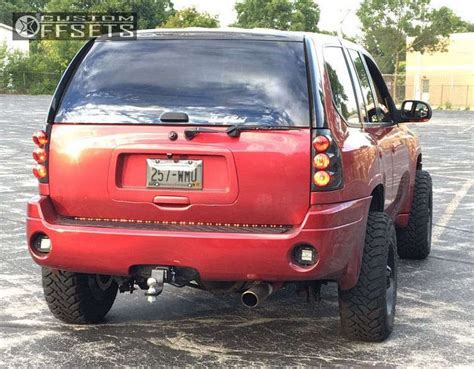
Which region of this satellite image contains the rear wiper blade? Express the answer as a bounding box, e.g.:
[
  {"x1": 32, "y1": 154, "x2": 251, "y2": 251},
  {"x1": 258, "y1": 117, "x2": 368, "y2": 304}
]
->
[
  {"x1": 225, "y1": 125, "x2": 298, "y2": 137},
  {"x1": 184, "y1": 127, "x2": 224, "y2": 140},
  {"x1": 184, "y1": 125, "x2": 299, "y2": 140}
]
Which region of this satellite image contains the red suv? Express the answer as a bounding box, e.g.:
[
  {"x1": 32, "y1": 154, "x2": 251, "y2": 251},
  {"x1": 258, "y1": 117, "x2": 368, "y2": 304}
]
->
[{"x1": 27, "y1": 29, "x2": 433, "y2": 342}]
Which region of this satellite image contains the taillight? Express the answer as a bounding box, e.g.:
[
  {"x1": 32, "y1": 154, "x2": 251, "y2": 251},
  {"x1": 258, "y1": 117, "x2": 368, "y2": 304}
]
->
[
  {"x1": 32, "y1": 129, "x2": 49, "y2": 182},
  {"x1": 33, "y1": 147, "x2": 47, "y2": 163},
  {"x1": 311, "y1": 129, "x2": 343, "y2": 191},
  {"x1": 33, "y1": 164, "x2": 48, "y2": 179},
  {"x1": 33, "y1": 130, "x2": 48, "y2": 146},
  {"x1": 313, "y1": 135, "x2": 330, "y2": 152},
  {"x1": 313, "y1": 153, "x2": 330, "y2": 170}
]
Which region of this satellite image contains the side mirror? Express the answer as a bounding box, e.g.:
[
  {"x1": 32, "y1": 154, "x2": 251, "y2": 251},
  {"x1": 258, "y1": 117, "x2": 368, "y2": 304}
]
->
[{"x1": 400, "y1": 100, "x2": 432, "y2": 123}]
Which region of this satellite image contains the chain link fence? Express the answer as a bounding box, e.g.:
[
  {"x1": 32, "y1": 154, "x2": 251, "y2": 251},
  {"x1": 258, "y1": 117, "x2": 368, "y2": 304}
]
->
[
  {"x1": 383, "y1": 74, "x2": 473, "y2": 110},
  {"x1": 0, "y1": 71, "x2": 62, "y2": 95}
]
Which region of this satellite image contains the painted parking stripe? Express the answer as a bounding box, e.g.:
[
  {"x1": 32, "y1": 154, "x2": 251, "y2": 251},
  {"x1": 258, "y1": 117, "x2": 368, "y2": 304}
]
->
[{"x1": 432, "y1": 179, "x2": 473, "y2": 243}]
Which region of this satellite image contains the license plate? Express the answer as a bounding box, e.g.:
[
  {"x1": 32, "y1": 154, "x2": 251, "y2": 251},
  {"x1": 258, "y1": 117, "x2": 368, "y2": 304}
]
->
[{"x1": 146, "y1": 159, "x2": 203, "y2": 189}]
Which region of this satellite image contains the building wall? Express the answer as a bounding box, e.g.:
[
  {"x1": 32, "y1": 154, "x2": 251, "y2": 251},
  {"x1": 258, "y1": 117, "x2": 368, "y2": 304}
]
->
[
  {"x1": 405, "y1": 33, "x2": 474, "y2": 108},
  {"x1": 0, "y1": 23, "x2": 29, "y2": 54}
]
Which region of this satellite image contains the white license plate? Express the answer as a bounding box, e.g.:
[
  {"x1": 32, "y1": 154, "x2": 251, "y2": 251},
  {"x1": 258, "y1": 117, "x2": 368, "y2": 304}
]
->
[{"x1": 146, "y1": 159, "x2": 203, "y2": 189}]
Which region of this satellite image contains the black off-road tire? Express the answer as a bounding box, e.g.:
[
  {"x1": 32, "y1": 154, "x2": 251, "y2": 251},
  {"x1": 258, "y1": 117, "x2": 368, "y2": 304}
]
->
[
  {"x1": 42, "y1": 268, "x2": 118, "y2": 324},
  {"x1": 396, "y1": 170, "x2": 433, "y2": 259},
  {"x1": 338, "y1": 212, "x2": 397, "y2": 342}
]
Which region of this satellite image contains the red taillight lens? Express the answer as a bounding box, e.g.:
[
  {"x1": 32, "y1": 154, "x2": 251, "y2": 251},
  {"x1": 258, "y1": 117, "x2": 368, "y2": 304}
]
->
[
  {"x1": 33, "y1": 148, "x2": 47, "y2": 163},
  {"x1": 313, "y1": 170, "x2": 331, "y2": 187},
  {"x1": 313, "y1": 153, "x2": 330, "y2": 170},
  {"x1": 33, "y1": 165, "x2": 47, "y2": 179},
  {"x1": 311, "y1": 130, "x2": 342, "y2": 191},
  {"x1": 33, "y1": 130, "x2": 48, "y2": 146},
  {"x1": 313, "y1": 135, "x2": 330, "y2": 152}
]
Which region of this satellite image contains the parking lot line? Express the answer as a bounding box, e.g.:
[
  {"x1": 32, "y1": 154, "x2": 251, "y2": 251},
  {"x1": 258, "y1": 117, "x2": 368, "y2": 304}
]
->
[
  {"x1": 430, "y1": 173, "x2": 472, "y2": 181},
  {"x1": 432, "y1": 179, "x2": 473, "y2": 243},
  {"x1": 459, "y1": 126, "x2": 473, "y2": 134}
]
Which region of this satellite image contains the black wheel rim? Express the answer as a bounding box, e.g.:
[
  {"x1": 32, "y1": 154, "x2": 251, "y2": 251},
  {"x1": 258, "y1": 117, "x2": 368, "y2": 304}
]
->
[
  {"x1": 95, "y1": 274, "x2": 113, "y2": 291},
  {"x1": 386, "y1": 265, "x2": 395, "y2": 319},
  {"x1": 88, "y1": 275, "x2": 114, "y2": 301},
  {"x1": 386, "y1": 236, "x2": 396, "y2": 322}
]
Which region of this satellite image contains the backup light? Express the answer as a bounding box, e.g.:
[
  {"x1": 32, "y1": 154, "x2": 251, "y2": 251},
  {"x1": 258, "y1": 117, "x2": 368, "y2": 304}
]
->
[
  {"x1": 293, "y1": 244, "x2": 318, "y2": 266},
  {"x1": 32, "y1": 234, "x2": 51, "y2": 253},
  {"x1": 313, "y1": 170, "x2": 330, "y2": 187},
  {"x1": 38, "y1": 237, "x2": 52, "y2": 252}
]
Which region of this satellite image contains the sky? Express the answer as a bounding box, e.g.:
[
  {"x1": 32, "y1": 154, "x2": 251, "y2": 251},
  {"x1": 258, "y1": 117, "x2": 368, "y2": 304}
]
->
[{"x1": 173, "y1": 0, "x2": 474, "y2": 37}]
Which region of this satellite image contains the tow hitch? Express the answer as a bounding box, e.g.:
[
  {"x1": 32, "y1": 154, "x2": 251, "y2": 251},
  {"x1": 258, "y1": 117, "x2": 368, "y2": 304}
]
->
[{"x1": 145, "y1": 269, "x2": 165, "y2": 303}]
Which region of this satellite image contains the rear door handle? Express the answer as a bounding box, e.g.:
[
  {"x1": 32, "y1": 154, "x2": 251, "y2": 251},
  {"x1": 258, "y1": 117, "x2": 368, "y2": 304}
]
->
[{"x1": 153, "y1": 195, "x2": 190, "y2": 206}]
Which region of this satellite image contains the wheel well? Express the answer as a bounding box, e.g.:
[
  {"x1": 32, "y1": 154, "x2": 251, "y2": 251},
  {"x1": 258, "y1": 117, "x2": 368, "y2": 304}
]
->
[
  {"x1": 369, "y1": 185, "x2": 384, "y2": 212},
  {"x1": 416, "y1": 154, "x2": 422, "y2": 170}
]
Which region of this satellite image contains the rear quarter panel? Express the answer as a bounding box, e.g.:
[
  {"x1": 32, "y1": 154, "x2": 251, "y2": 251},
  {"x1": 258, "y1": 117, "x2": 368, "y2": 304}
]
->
[{"x1": 397, "y1": 124, "x2": 422, "y2": 218}]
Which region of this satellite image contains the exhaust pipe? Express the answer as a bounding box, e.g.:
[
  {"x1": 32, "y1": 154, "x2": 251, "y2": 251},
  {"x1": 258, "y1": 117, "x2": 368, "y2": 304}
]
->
[{"x1": 241, "y1": 283, "x2": 275, "y2": 308}]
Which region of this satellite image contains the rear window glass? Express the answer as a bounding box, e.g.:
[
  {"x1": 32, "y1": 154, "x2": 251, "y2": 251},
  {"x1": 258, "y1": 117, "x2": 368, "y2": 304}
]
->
[{"x1": 55, "y1": 39, "x2": 310, "y2": 126}]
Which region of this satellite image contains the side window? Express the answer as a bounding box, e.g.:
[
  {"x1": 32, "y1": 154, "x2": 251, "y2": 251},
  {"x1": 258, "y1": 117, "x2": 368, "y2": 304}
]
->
[
  {"x1": 324, "y1": 47, "x2": 360, "y2": 125},
  {"x1": 362, "y1": 56, "x2": 394, "y2": 123},
  {"x1": 349, "y1": 49, "x2": 377, "y2": 123}
]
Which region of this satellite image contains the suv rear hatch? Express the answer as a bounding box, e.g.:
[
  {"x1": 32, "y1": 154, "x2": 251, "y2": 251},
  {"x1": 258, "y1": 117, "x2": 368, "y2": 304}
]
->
[{"x1": 48, "y1": 36, "x2": 312, "y2": 226}]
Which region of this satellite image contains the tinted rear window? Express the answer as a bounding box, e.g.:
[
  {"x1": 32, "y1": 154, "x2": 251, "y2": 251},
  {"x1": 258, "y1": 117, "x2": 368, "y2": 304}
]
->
[{"x1": 55, "y1": 40, "x2": 310, "y2": 126}]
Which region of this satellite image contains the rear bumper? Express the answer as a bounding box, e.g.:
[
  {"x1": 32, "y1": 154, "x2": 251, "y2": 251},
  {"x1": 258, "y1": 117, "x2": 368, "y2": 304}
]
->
[{"x1": 27, "y1": 195, "x2": 371, "y2": 289}]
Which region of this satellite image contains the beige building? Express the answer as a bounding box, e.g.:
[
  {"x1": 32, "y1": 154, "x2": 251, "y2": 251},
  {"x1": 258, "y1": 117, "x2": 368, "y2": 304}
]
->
[
  {"x1": 405, "y1": 33, "x2": 474, "y2": 109},
  {"x1": 0, "y1": 23, "x2": 29, "y2": 54}
]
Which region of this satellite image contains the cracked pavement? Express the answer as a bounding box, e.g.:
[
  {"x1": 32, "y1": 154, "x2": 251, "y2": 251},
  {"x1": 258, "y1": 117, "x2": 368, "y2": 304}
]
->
[{"x1": 0, "y1": 95, "x2": 473, "y2": 366}]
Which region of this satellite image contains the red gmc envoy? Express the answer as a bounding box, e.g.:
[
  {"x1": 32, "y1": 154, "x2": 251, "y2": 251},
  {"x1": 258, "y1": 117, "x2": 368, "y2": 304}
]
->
[{"x1": 27, "y1": 29, "x2": 433, "y2": 342}]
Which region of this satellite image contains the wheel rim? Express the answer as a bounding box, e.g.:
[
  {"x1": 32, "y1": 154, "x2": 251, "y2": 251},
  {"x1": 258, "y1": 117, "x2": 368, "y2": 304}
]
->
[
  {"x1": 385, "y1": 234, "x2": 396, "y2": 322},
  {"x1": 386, "y1": 265, "x2": 395, "y2": 319},
  {"x1": 88, "y1": 275, "x2": 114, "y2": 301},
  {"x1": 95, "y1": 274, "x2": 113, "y2": 290}
]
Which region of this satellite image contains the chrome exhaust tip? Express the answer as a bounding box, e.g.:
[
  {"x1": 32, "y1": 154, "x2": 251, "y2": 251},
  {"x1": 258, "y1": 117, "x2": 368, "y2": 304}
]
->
[{"x1": 241, "y1": 283, "x2": 274, "y2": 308}]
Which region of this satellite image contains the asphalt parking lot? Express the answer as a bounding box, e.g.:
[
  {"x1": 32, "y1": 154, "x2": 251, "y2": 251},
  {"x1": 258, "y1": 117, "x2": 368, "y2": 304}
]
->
[{"x1": 1, "y1": 95, "x2": 473, "y2": 366}]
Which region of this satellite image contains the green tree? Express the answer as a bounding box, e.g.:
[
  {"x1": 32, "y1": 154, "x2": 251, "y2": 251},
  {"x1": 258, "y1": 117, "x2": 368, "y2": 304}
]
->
[
  {"x1": 162, "y1": 7, "x2": 219, "y2": 28},
  {"x1": 234, "y1": 0, "x2": 320, "y2": 32},
  {"x1": 0, "y1": 42, "x2": 63, "y2": 94},
  {"x1": 0, "y1": 0, "x2": 47, "y2": 26},
  {"x1": 45, "y1": 0, "x2": 174, "y2": 29},
  {"x1": 357, "y1": 0, "x2": 469, "y2": 95},
  {"x1": 1, "y1": 0, "x2": 177, "y2": 94}
]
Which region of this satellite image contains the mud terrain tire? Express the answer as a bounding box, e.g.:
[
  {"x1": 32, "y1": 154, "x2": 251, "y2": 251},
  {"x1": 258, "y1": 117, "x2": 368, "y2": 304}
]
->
[
  {"x1": 42, "y1": 268, "x2": 117, "y2": 324},
  {"x1": 338, "y1": 212, "x2": 397, "y2": 342},
  {"x1": 396, "y1": 170, "x2": 433, "y2": 259}
]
